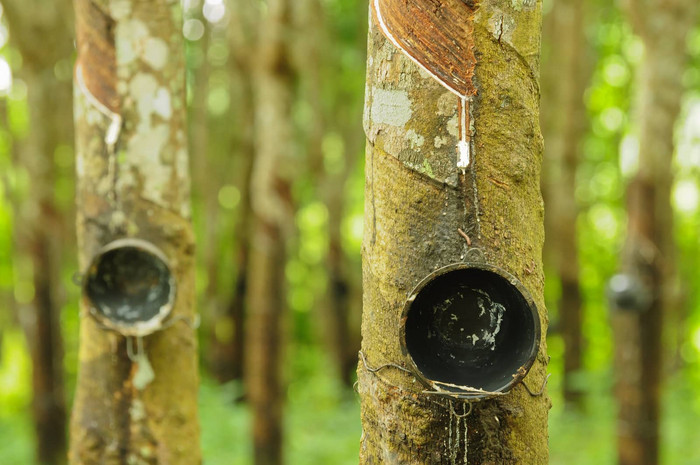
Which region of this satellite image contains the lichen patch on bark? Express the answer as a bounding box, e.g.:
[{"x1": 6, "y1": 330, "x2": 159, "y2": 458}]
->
[
  {"x1": 364, "y1": 18, "x2": 465, "y2": 187},
  {"x1": 369, "y1": 88, "x2": 413, "y2": 127},
  {"x1": 142, "y1": 38, "x2": 169, "y2": 70},
  {"x1": 115, "y1": 18, "x2": 150, "y2": 68},
  {"x1": 510, "y1": 0, "x2": 536, "y2": 12}
]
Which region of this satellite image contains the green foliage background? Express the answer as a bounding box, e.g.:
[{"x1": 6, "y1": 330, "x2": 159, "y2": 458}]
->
[{"x1": 1, "y1": 0, "x2": 700, "y2": 463}]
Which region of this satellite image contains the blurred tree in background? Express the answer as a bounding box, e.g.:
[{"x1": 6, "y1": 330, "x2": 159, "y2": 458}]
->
[
  {"x1": 0, "y1": 0, "x2": 699, "y2": 464},
  {"x1": 0, "y1": 0, "x2": 73, "y2": 463},
  {"x1": 541, "y1": 0, "x2": 590, "y2": 408},
  {"x1": 245, "y1": 0, "x2": 294, "y2": 462},
  {"x1": 611, "y1": 1, "x2": 698, "y2": 464},
  {"x1": 69, "y1": 0, "x2": 201, "y2": 463}
]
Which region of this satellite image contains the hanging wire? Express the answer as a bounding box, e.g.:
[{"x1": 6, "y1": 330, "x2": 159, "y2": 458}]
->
[
  {"x1": 358, "y1": 350, "x2": 415, "y2": 376},
  {"x1": 358, "y1": 351, "x2": 478, "y2": 411},
  {"x1": 521, "y1": 373, "x2": 551, "y2": 397},
  {"x1": 359, "y1": 351, "x2": 502, "y2": 401}
]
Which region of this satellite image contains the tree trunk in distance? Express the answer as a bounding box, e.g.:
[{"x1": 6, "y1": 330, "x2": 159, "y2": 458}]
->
[
  {"x1": 540, "y1": 0, "x2": 590, "y2": 407},
  {"x1": 293, "y1": 0, "x2": 360, "y2": 387},
  {"x1": 358, "y1": 1, "x2": 549, "y2": 463},
  {"x1": 245, "y1": 0, "x2": 293, "y2": 463},
  {"x1": 0, "y1": 99, "x2": 9, "y2": 363},
  {"x1": 613, "y1": 1, "x2": 698, "y2": 464},
  {"x1": 208, "y1": 0, "x2": 259, "y2": 384},
  {"x1": 1, "y1": 1, "x2": 74, "y2": 462},
  {"x1": 18, "y1": 70, "x2": 71, "y2": 465},
  {"x1": 221, "y1": 108, "x2": 255, "y2": 384},
  {"x1": 69, "y1": 0, "x2": 200, "y2": 463},
  {"x1": 222, "y1": 135, "x2": 254, "y2": 384},
  {"x1": 323, "y1": 151, "x2": 360, "y2": 387},
  {"x1": 187, "y1": 8, "x2": 222, "y2": 382}
]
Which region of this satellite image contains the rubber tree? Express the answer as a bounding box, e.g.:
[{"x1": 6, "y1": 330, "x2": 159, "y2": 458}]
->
[
  {"x1": 610, "y1": 1, "x2": 698, "y2": 464},
  {"x1": 1, "y1": 0, "x2": 74, "y2": 462},
  {"x1": 69, "y1": 0, "x2": 200, "y2": 463},
  {"x1": 208, "y1": 0, "x2": 259, "y2": 383},
  {"x1": 358, "y1": 0, "x2": 549, "y2": 463},
  {"x1": 245, "y1": 0, "x2": 294, "y2": 463},
  {"x1": 540, "y1": 0, "x2": 590, "y2": 406}
]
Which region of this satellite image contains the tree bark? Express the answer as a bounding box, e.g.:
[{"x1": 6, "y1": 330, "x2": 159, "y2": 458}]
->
[
  {"x1": 0, "y1": 1, "x2": 74, "y2": 462},
  {"x1": 540, "y1": 0, "x2": 590, "y2": 406},
  {"x1": 245, "y1": 0, "x2": 294, "y2": 463},
  {"x1": 613, "y1": 2, "x2": 698, "y2": 464},
  {"x1": 69, "y1": 0, "x2": 200, "y2": 463},
  {"x1": 358, "y1": 1, "x2": 549, "y2": 463}
]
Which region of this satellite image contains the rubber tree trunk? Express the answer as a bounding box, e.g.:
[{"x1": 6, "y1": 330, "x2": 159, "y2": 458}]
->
[
  {"x1": 188, "y1": 11, "x2": 222, "y2": 378},
  {"x1": 293, "y1": 0, "x2": 360, "y2": 387},
  {"x1": 15, "y1": 69, "x2": 71, "y2": 465},
  {"x1": 69, "y1": 0, "x2": 200, "y2": 463},
  {"x1": 220, "y1": 117, "x2": 255, "y2": 384},
  {"x1": 540, "y1": 0, "x2": 590, "y2": 406},
  {"x1": 245, "y1": 0, "x2": 294, "y2": 463},
  {"x1": 358, "y1": 1, "x2": 549, "y2": 463},
  {"x1": 0, "y1": 1, "x2": 74, "y2": 462},
  {"x1": 221, "y1": 136, "x2": 254, "y2": 384},
  {"x1": 208, "y1": 0, "x2": 258, "y2": 383},
  {"x1": 612, "y1": 1, "x2": 697, "y2": 464}
]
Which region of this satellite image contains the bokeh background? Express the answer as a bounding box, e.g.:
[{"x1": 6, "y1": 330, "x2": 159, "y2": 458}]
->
[{"x1": 0, "y1": 0, "x2": 699, "y2": 463}]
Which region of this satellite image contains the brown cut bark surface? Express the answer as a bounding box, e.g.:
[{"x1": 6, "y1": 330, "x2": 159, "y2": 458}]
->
[
  {"x1": 373, "y1": 0, "x2": 477, "y2": 96},
  {"x1": 74, "y1": 0, "x2": 118, "y2": 112}
]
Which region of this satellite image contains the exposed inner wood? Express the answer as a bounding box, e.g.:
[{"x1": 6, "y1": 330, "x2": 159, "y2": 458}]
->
[
  {"x1": 75, "y1": 0, "x2": 118, "y2": 112},
  {"x1": 372, "y1": 0, "x2": 477, "y2": 97}
]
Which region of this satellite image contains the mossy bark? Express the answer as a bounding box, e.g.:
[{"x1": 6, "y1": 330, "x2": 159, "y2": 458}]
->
[
  {"x1": 69, "y1": 0, "x2": 200, "y2": 463},
  {"x1": 613, "y1": 2, "x2": 698, "y2": 464},
  {"x1": 358, "y1": 1, "x2": 549, "y2": 463}
]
